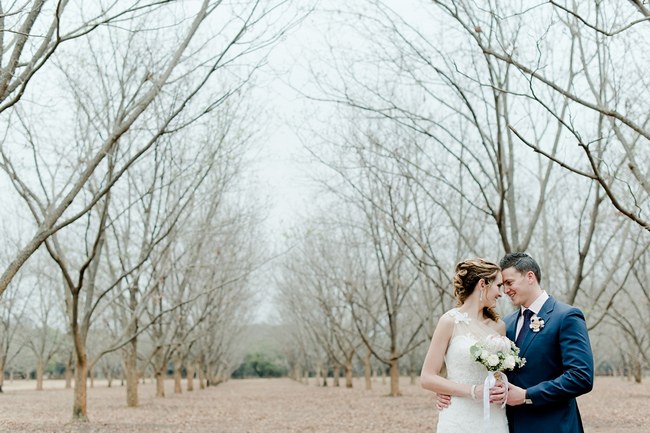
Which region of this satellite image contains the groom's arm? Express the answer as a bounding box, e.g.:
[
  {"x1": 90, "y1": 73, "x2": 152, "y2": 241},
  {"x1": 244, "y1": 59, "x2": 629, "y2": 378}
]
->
[
  {"x1": 512, "y1": 307, "x2": 594, "y2": 406},
  {"x1": 435, "y1": 393, "x2": 451, "y2": 409}
]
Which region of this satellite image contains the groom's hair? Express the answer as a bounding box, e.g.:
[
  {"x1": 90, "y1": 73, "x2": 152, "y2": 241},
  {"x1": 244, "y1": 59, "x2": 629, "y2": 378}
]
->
[{"x1": 500, "y1": 252, "x2": 542, "y2": 283}]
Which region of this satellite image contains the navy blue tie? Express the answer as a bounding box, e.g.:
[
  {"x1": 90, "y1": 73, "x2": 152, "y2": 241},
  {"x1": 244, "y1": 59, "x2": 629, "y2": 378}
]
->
[{"x1": 516, "y1": 309, "x2": 533, "y2": 347}]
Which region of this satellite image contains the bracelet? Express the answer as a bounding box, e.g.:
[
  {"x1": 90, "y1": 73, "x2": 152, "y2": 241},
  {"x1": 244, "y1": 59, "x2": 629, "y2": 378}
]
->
[{"x1": 470, "y1": 384, "x2": 477, "y2": 400}]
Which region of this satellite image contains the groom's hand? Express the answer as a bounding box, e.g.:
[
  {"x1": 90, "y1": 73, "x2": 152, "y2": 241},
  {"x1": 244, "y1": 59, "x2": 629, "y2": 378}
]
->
[
  {"x1": 435, "y1": 393, "x2": 451, "y2": 410},
  {"x1": 506, "y1": 383, "x2": 527, "y2": 406},
  {"x1": 489, "y1": 381, "x2": 507, "y2": 405}
]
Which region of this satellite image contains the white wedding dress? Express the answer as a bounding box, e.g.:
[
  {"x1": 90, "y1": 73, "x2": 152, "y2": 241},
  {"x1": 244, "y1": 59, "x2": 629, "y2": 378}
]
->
[{"x1": 436, "y1": 308, "x2": 509, "y2": 433}]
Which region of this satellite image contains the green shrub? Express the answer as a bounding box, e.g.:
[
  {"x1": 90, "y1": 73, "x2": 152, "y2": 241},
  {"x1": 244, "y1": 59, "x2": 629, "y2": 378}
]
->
[{"x1": 232, "y1": 352, "x2": 288, "y2": 378}]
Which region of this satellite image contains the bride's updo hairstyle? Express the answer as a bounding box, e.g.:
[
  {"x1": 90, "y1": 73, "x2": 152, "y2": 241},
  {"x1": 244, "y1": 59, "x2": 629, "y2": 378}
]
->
[{"x1": 453, "y1": 258, "x2": 500, "y2": 322}]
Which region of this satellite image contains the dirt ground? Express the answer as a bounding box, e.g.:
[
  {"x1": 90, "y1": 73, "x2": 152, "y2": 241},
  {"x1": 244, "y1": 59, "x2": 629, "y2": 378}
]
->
[{"x1": 0, "y1": 376, "x2": 647, "y2": 433}]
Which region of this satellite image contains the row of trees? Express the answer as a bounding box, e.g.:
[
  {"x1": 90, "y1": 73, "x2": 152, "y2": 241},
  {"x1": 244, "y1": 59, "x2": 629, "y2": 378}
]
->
[
  {"x1": 1, "y1": 1, "x2": 647, "y2": 422},
  {"x1": 0, "y1": 0, "x2": 310, "y2": 422},
  {"x1": 274, "y1": 0, "x2": 649, "y2": 396}
]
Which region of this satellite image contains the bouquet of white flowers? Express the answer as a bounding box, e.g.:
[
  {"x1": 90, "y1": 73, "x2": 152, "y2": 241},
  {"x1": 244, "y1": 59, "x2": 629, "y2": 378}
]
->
[
  {"x1": 470, "y1": 334, "x2": 526, "y2": 373},
  {"x1": 470, "y1": 335, "x2": 525, "y2": 433}
]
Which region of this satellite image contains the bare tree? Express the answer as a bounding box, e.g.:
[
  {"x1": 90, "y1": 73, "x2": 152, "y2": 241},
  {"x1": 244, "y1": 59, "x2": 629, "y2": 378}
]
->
[
  {"x1": 189, "y1": 202, "x2": 264, "y2": 387},
  {"x1": 0, "y1": 0, "x2": 309, "y2": 421},
  {"x1": 0, "y1": 2, "x2": 179, "y2": 113},
  {"x1": 600, "y1": 242, "x2": 650, "y2": 382},
  {"x1": 99, "y1": 100, "x2": 253, "y2": 405},
  {"x1": 22, "y1": 259, "x2": 64, "y2": 390},
  {"x1": 300, "y1": 133, "x2": 442, "y2": 396},
  {"x1": 294, "y1": 2, "x2": 648, "y2": 370},
  {"x1": 428, "y1": 0, "x2": 650, "y2": 231},
  {"x1": 0, "y1": 0, "x2": 307, "y2": 300},
  {"x1": 277, "y1": 225, "x2": 367, "y2": 388},
  {"x1": 302, "y1": 2, "x2": 565, "y2": 255},
  {"x1": 0, "y1": 274, "x2": 29, "y2": 392}
]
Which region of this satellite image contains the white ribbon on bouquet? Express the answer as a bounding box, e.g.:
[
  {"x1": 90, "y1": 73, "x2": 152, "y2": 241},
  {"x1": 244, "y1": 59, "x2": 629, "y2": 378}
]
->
[{"x1": 482, "y1": 371, "x2": 508, "y2": 433}]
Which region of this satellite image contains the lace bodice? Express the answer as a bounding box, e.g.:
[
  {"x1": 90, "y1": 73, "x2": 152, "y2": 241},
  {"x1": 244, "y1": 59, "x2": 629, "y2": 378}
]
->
[
  {"x1": 444, "y1": 309, "x2": 496, "y2": 385},
  {"x1": 436, "y1": 308, "x2": 509, "y2": 433}
]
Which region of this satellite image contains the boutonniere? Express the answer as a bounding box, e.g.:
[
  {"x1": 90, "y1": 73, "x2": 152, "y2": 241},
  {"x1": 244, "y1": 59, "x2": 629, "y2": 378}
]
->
[{"x1": 529, "y1": 316, "x2": 545, "y2": 332}]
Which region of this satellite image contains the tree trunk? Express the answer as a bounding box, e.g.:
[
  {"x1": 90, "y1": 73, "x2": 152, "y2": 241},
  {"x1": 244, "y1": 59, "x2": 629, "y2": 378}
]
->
[
  {"x1": 199, "y1": 369, "x2": 206, "y2": 390},
  {"x1": 125, "y1": 290, "x2": 139, "y2": 406},
  {"x1": 344, "y1": 360, "x2": 353, "y2": 388},
  {"x1": 291, "y1": 364, "x2": 302, "y2": 382},
  {"x1": 155, "y1": 369, "x2": 165, "y2": 397},
  {"x1": 633, "y1": 356, "x2": 642, "y2": 384},
  {"x1": 198, "y1": 362, "x2": 206, "y2": 390},
  {"x1": 363, "y1": 351, "x2": 372, "y2": 390},
  {"x1": 72, "y1": 351, "x2": 88, "y2": 421},
  {"x1": 36, "y1": 359, "x2": 45, "y2": 391},
  {"x1": 0, "y1": 356, "x2": 6, "y2": 392},
  {"x1": 332, "y1": 366, "x2": 340, "y2": 387},
  {"x1": 389, "y1": 357, "x2": 400, "y2": 397},
  {"x1": 65, "y1": 353, "x2": 74, "y2": 389},
  {"x1": 212, "y1": 365, "x2": 226, "y2": 386},
  {"x1": 124, "y1": 334, "x2": 138, "y2": 407},
  {"x1": 173, "y1": 357, "x2": 182, "y2": 394},
  {"x1": 186, "y1": 364, "x2": 194, "y2": 392}
]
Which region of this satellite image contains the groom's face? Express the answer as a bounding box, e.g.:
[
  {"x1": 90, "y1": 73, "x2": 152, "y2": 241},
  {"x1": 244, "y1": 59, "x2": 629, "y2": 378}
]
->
[{"x1": 501, "y1": 267, "x2": 532, "y2": 308}]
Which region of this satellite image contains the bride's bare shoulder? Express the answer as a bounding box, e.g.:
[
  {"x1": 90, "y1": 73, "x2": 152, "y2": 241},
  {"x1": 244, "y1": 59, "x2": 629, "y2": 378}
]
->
[{"x1": 438, "y1": 309, "x2": 458, "y2": 324}]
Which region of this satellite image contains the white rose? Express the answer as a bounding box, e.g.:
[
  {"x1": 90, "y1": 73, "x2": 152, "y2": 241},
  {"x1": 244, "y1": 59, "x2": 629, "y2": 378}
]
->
[
  {"x1": 480, "y1": 350, "x2": 490, "y2": 360},
  {"x1": 495, "y1": 336, "x2": 511, "y2": 353},
  {"x1": 502, "y1": 355, "x2": 516, "y2": 370},
  {"x1": 484, "y1": 335, "x2": 498, "y2": 351},
  {"x1": 487, "y1": 354, "x2": 500, "y2": 367},
  {"x1": 485, "y1": 335, "x2": 510, "y2": 353}
]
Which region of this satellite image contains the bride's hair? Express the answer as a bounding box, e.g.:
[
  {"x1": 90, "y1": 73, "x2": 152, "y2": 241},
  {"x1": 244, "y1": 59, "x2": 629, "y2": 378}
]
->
[{"x1": 453, "y1": 258, "x2": 500, "y2": 322}]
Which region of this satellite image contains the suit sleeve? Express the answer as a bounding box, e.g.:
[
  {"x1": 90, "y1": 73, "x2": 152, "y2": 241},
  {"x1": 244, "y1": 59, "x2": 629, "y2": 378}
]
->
[{"x1": 525, "y1": 308, "x2": 594, "y2": 405}]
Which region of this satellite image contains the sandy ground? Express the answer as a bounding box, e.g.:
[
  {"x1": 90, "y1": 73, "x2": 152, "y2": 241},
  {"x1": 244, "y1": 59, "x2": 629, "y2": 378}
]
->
[{"x1": 0, "y1": 376, "x2": 648, "y2": 433}]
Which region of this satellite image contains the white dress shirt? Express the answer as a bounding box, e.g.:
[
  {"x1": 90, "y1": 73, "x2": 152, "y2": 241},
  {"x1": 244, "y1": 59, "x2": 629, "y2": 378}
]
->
[{"x1": 515, "y1": 290, "x2": 549, "y2": 340}]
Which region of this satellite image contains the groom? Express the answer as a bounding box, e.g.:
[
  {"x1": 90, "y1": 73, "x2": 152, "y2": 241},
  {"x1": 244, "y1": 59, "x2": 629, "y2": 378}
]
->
[
  {"x1": 436, "y1": 252, "x2": 594, "y2": 433},
  {"x1": 499, "y1": 252, "x2": 593, "y2": 433}
]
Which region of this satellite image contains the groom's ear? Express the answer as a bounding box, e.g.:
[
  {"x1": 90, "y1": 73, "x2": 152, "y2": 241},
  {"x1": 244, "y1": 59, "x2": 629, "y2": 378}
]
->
[{"x1": 525, "y1": 271, "x2": 536, "y2": 283}]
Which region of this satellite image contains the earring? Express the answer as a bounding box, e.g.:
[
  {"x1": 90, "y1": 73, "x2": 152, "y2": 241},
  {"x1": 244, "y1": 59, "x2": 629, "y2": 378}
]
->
[{"x1": 479, "y1": 291, "x2": 483, "y2": 302}]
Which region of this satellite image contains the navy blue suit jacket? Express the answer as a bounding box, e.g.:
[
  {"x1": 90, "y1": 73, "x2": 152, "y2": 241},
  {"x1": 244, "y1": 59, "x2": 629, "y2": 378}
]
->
[{"x1": 504, "y1": 296, "x2": 594, "y2": 433}]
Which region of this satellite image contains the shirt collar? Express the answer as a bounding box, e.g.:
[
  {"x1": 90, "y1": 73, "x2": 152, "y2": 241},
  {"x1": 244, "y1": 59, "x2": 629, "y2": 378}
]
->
[{"x1": 521, "y1": 291, "x2": 549, "y2": 315}]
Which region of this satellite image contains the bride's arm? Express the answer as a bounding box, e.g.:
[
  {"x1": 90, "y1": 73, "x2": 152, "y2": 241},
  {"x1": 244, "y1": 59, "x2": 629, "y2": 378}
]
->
[{"x1": 420, "y1": 314, "x2": 482, "y2": 400}]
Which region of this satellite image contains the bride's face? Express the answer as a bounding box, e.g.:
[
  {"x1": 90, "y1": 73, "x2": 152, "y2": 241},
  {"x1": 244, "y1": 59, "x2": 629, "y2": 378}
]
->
[{"x1": 484, "y1": 273, "x2": 503, "y2": 307}]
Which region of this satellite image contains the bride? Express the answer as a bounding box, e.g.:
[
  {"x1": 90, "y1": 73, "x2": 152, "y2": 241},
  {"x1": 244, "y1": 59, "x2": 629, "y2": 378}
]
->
[{"x1": 420, "y1": 258, "x2": 509, "y2": 433}]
